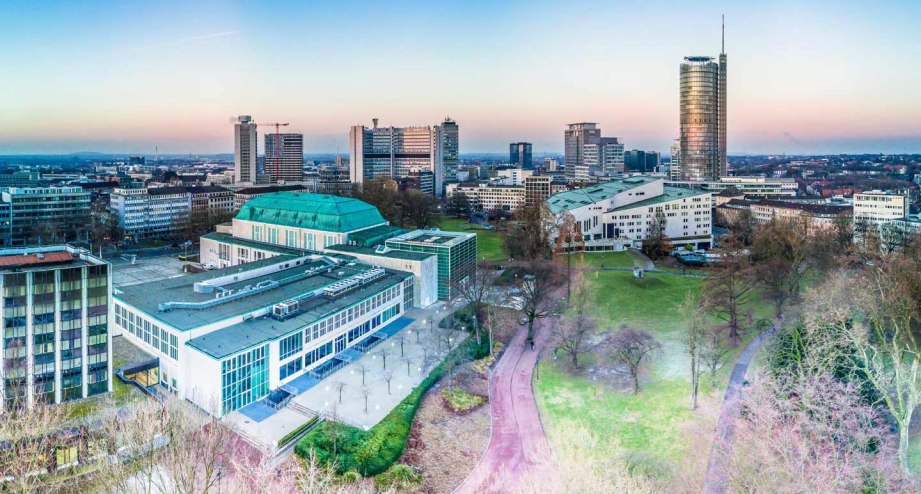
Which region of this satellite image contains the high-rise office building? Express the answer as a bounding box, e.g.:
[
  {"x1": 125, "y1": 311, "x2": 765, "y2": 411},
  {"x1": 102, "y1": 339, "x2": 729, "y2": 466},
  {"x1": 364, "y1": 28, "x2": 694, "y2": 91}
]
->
[
  {"x1": 264, "y1": 133, "x2": 304, "y2": 182},
  {"x1": 669, "y1": 138, "x2": 682, "y2": 180},
  {"x1": 564, "y1": 123, "x2": 601, "y2": 183},
  {"x1": 510, "y1": 142, "x2": 533, "y2": 169},
  {"x1": 564, "y1": 124, "x2": 624, "y2": 181},
  {"x1": 349, "y1": 119, "x2": 445, "y2": 197},
  {"x1": 441, "y1": 117, "x2": 459, "y2": 185},
  {"x1": 1, "y1": 246, "x2": 112, "y2": 408},
  {"x1": 679, "y1": 20, "x2": 727, "y2": 181},
  {"x1": 234, "y1": 115, "x2": 258, "y2": 184}
]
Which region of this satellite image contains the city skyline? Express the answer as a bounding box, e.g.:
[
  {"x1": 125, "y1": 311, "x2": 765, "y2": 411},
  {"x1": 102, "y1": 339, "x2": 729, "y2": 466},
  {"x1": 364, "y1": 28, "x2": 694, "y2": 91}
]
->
[{"x1": 2, "y1": 1, "x2": 921, "y2": 155}]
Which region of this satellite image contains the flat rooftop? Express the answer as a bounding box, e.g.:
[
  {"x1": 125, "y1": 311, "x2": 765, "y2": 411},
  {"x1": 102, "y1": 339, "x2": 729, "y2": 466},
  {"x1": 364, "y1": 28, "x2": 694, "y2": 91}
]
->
[
  {"x1": 325, "y1": 243, "x2": 434, "y2": 261},
  {"x1": 185, "y1": 270, "x2": 409, "y2": 359},
  {"x1": 0, "y1": 245, "x2": 104, "y2": 272},
  {"x1": 116, "y1": 254, "x2": 399, "y2": 332},
  {"x1": 386, "y1": 229, "x2": 476, "y2": 248}
]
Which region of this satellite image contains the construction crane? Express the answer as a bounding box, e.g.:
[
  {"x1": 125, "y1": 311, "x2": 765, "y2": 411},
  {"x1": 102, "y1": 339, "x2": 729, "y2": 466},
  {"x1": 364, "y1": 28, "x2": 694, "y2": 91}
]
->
[{"x1": 263, "y1": 122, "x2": 290, "y2": 179}]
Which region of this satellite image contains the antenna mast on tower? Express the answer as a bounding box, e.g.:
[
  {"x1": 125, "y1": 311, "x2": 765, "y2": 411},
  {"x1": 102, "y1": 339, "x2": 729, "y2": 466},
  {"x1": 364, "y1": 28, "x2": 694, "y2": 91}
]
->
[{"x1": 721, "y1": 14, "x2": 725, "y2": 54}]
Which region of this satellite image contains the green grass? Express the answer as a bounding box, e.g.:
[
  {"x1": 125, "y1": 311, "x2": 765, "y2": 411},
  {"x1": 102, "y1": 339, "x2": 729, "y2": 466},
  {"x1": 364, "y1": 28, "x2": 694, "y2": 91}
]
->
[
  {"x1": 436, "y1": 217, "x2": 507, "y2": 261},
  {"x1": 566, "y1": 251, "x2": 635, "y2": 268},
  {"x1": 536, "y1": 270, "x2": 772, "y2": 472},
  {"x1": 279, "y1": 416, "x2": 320, "y2": 447}
]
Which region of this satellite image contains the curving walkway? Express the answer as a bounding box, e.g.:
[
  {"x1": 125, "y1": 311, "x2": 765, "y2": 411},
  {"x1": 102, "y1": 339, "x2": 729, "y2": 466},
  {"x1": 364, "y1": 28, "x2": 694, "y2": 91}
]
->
[
  {"x1": 701, "y1": 322, "x2": 778, "y2": 494},
  {"x1": 454, "y1": 318, "x2": 553, "y2": 494}
]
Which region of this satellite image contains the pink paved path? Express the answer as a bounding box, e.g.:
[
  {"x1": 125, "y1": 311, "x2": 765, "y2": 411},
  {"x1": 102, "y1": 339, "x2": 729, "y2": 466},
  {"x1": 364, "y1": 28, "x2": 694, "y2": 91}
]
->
[{"x1": 454, "y1": 318, "x2": 554, "y2": 494}]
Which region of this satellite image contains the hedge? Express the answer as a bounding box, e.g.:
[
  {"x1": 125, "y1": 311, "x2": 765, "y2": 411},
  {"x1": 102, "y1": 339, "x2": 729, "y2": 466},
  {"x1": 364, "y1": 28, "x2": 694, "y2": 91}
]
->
[
  {"x1": 279, "y1": 415, "x2": 319, "y2": 448},
  {"x1": 294, "y1": 333, "x2": 490, "y2": 476}
]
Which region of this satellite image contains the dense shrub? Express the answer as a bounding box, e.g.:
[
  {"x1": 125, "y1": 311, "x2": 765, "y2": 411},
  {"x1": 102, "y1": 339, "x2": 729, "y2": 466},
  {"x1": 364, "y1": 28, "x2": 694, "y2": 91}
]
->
[
  {"x1": 374, "y1": 464, "x2": 421, "y2": 491},
  {"x1": 295, "y1": 334, "x2": 489, "y2": 476},
  {"x1": 278, "y1": 415, "x2": 319, "y2": 447}
]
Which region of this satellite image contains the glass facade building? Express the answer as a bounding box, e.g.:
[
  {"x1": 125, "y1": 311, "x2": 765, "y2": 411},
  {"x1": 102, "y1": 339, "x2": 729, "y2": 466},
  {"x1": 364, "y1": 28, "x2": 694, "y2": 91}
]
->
[
  {"x1": 0, "y1": 246, "x2": 111, "y2": 409},
  {"x1": 679, "y1": 50, "x2": 727, "y2": 181},
  {"x1": 385, "y1": 230, "x2": 477, "y2": 300}
]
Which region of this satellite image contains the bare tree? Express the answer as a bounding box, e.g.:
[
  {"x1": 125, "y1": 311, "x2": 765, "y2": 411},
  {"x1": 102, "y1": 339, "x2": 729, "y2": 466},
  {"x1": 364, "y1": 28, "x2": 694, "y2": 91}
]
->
[
  {"x1": 355, "y1": 362, "x2": 370, "y2": 386},
  {"x1": 552, "y1": 212, "x2": 584, "y2": 300},
  {"x1": 402, "y1": 356, "x2": 413, "y2": 377},
  {"x1": 394, "y1": 334, "x2": 407, "y2": 357},
  {"x1": 335, "y1": 381, "x2": 347, "y2": 404},
  {"x1": 515, "y1": 260, "x2": 561, "y2": 345},
  {"x1": 700, "y1": 324, "x2": 732, "y2": 387},
  {"x1": 378, "y1": 348, "x2": 391, "y2": 370},
  {"x1": 400, "y1": 189, "x2": 436, "y2": 229},
  {"x1": 382, "y1": 370, "x2": 394, "y2": 395},
  {"x1": 550, "y1": 271, "x2": 597, "y2": 368},
  {"x1": 807, "y1": 257, "x2": 921, "y2": 475},
  {"x1": 679, "y1": 294, "x2": 707, "y2": 409},
  {"x1": 702, "y1": 237, "x2": 755, "y2": 345},
  {"x1": 751, "y1": 216, "x2": 812, "y2": 307},
  {"x1": 641, "y1": 210, "x2": 672, "y2": 261},
  {"x1": 727, "y1": 373, "x2": 910, "y2": 493},
  {"x1": 360, "y1": 387, "x2": 371, "y2": 414},
  {"x1": 609, "y1": 326, "x2": 662, "y2": 393},
  {"x1": 451, "y1": 263, "x2": 498, "y2": 346},
  {"x1": 0, "y1": 395, "x2": 73, "y2": 494}
]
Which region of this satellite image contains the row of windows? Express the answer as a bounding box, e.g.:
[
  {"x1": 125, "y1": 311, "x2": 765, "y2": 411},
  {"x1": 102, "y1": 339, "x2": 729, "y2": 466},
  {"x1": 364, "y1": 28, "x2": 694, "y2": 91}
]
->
[
  {"x1": 303, "y1": 284, "x2": 401, "y2": 346},
  {"x1": 115, "y1": 304, "x2": 179, "y2": 360},
  {"x1": 251, "y1": 224, "x2": 335, "y2": 250}
]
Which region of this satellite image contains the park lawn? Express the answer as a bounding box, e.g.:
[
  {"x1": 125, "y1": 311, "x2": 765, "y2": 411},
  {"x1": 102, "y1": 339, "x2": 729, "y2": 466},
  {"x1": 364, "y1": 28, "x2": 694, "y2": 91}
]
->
[
  {"x1": 536, "y1": 270, "x2": 770, "y2": 479},
  {"x1": 569, "y1": 251, "x2": 635, "y2": 268},
  {"x1": 436, "y1": 217, "x2": 507, "y2": 261}
]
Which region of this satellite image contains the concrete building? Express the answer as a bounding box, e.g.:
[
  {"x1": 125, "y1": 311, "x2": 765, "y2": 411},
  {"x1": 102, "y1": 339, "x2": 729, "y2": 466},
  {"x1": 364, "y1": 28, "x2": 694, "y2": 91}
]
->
[
  {"x1": 445, "y1": 183, "x2": 525, "y2": 215},
  {"x1": 679, "y1": 21, "x2": 727, "y2": 181},
  {"x1": 547, "y1": 177, "x2": 713, "y2": 251},
  {"x1": 110, "y1": 186, "x2": 233, "y2": 241},
  {"x1": 0, "y1": 246, "x2": 111, "y2": 408},
  {"x1": 854, "y1": 190, "x2": 909, "y2": 227},
  {"x1": 349, "y1": 119, "x2": 446, "y2": 196},
  {"x1": 665, "y1": 176, "x2": 797, "y2": 202},
  {"x1": 510, "y1": 142, "x2": 533, "y2": 169},
  {"x1": 493, "y1": 168, "x2": 534, "y2": 186},
  {"x1": 317, "y1": 165, "x2": 352, "y2": 196},
  {"x1": 543, "y1": 158, "x2": 560, "y2": 172},
  {"x1": 0, "y1": 186, "x2": 91, "y2": 247},
  {"x1": 525, "y1": 175, "x2": 552, "y2": 207},
  {"x1": 234, "y1": 116, "x2": 258, "y2": 184},
  {"x1": 716, "y1": 198, "x2": 851, "y2": 231},
  {"x1": 264, "y1": 133, "x2": 304, "y2": 183},
  {"x1": 114, "y1": 252, "x2": 416, "y2": 417}
]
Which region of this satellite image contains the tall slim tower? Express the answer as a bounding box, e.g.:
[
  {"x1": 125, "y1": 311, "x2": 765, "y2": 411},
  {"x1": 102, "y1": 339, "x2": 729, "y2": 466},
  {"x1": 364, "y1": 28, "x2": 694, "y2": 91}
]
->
[
  {"x1": 718, "y1": 16, "x2": 728, "y2": 178},
  {"x1": 440, "y1": 117, "x2": 459, "y2": 187},
  {"x1": 679, "y1": 19, "x2": 727, "y2": 181},
  {"x1": 234, "y1": 116, "x2": 257, "y2": 184},
  {"x1": 264, "y1": 133, "x2": 304, "y2": 182}
]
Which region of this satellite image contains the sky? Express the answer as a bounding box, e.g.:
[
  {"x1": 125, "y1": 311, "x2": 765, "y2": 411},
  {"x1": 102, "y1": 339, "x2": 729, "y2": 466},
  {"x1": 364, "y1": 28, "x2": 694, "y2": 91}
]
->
[{"x1": 1, "y1": 0, "x2": 920, "y2": 156}]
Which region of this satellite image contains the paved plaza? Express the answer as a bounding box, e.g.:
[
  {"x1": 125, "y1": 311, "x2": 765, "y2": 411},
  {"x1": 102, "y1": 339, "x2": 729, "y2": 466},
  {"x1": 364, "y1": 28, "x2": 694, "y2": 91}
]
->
[{"x1": 226, "y1": 303, "x2": 468, "y2": 449}]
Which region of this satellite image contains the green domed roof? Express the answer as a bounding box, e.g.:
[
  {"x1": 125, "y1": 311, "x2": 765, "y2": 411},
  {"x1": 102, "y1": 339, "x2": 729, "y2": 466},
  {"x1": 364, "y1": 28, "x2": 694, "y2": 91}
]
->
[{"x1": 235, "y1": 192, "x2": 387, "y2": 233}]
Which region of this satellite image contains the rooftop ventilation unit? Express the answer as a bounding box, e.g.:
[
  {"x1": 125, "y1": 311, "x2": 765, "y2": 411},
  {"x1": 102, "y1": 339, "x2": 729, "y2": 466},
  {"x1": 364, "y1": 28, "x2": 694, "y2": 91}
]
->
[{"x1": 272, "y1": 299, "x2": 300, "y2": 320}]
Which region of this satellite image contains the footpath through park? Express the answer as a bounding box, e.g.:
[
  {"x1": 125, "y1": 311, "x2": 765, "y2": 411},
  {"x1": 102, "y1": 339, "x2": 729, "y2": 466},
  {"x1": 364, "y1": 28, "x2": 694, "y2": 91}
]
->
[{"x1": 454, "y1": 317, "x2": 554, "y2": 493}]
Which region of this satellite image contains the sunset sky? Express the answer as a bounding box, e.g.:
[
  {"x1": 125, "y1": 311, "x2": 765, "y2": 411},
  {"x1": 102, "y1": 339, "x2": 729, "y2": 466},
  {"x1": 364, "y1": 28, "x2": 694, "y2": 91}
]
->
[{"x1": 1, "y1": 0, "x2": 920, "y2": 155}]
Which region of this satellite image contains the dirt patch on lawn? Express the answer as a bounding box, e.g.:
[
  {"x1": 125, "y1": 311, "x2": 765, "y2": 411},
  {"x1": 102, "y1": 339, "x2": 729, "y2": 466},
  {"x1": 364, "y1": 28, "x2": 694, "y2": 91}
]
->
[{"x1": 400, "y1": 367, "x2": 490, "y2": 493}]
